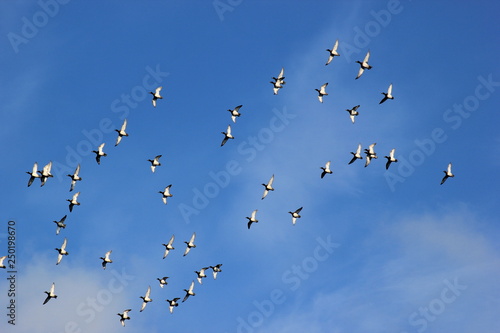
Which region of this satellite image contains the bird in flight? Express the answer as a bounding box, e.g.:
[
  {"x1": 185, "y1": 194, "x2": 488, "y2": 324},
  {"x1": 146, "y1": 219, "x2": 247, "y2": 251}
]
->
[
  {"x1": 182, "y1": 280, "x2": 196, "y2": 302},
  {"x1": 289, "y1": 207, "x2": 303, "y2": 225},
  {"x1": 53, "y1": 215, "x2": 67, "y2": 235},
  {"x1": 150, "y1": 86, "x2": 163, "y2": 107},
  {"x1": 440, "y1": 162, "x2": 455, "y2": 185},
  {"x1": 114, "y1": 118, "x2": 129, "y2": 146},
  {"x1": 148, "y1": 155, "x2": 162, "y2": 173},
  {"x1": 355, "y1": 50, "x2": 372, "y2": 79},
  {"x1": 228, "y1": 105, "x2": 243, "y2": 123},
  {"x1": 159, "y1": 184, "x2": 173, "y2": 204},
  {"x1": 325, "y1": 39, "x2": 340, "y2": 65},
  {"x1": 117, "y1": 309, "x2": 131, "y2": 327},
  {"x1": 55, "y1": 237, "x2": 69, "y2": 265},
  {"x1": 100, "y1": 250, "x2": 112, "y2": 269},
  {"x1": 346, "y1": 105, "x2": 360, "y2": 124},
  {"x1": 364, "y1": 143, "x2": 378, "y2": 167},
  {"x1": 26, "y1": 162, "x2": 41, "y2": 187},
  {"x1": 221, "y1": 124, "x2": 234, "y2": 146},
  {"x1": 183, "y1": 232, "x2": 196, "y2": 256},
  {"x1": 384, "y1": 148, "x2": 398, "y2": 170},
  {"x1": 246, "y1": 209, "x2": 259, "y2": 229},
  {"x1": 270, "y1": 67, "x2": 286, "y2": 95},
  {"x1": 166, "y1": 298, "x2": 180, "y2": 314},
  {"x1": 139, "y1": 286, "x2": 153, "y2": 312},
  {"x1": 261, "y1": 174, "x2": 275, "y2": 199},
  {"x1": 92, "y1": 143, "x2": 107, "y2": 165},
  {"x1": 43, "y1": 282, "x2": 57, "y2": 305},
  {"x1": 348, "y1": 144, "x2": 363, "y2": 165},
  {"x1": 67, "y1": 192, "x2": 80, "y2": 212},
  {"x1": 210, "y1": 264, "x2": 223, "y2": 279},
  {"x1": 315, "y1": 83, "x2": 328, "y2": 103},
  {"x1": 67, "y1": 164, "x2": 82, "y2": 192},
  {"x1": 162, "y1": 235, "x2": 175, "y2": 259},
  {"x1": 320, "y1": 161, "x2": 333, "y2": 178},
  {"x1": 39, "y1": 161, "x2": 53, "y2": 187},
  {"x1": 379, "y1": 83, "x2": 394, "y2": 104}
]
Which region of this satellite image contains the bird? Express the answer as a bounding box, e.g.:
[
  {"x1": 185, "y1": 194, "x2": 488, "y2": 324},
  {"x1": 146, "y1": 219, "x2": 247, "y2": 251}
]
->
[
  {"x1": 166, "y1": 298, "x2": 180, "y2": 314},
  {"x1": 379, "y1": 83, "x2": 394, "y2": 104},
  {"x1": 100, "y1": 250, "x2": 112, "y2": 269},
  {"x1": 261, "y1": 174, "x2": 275, "y2": 199},
  {"x1": 440, "y1": 162, "x2": 454, "y2": 185},
  {"x1": 55, "y1": 237, "x2": 69, "y2": 265},
  {"x1": 26, "y1": 162, "x2": 41, "y2": 187},
  {"x1": 384, "y1": 148, "x2": 398, "y2": 170},
  {"x1": 210, "y1": 264, "x2": 223, "y2": 279},
  {"x1": 150, "y1": 86, "x2": 163, "y2": 107},
  {"x1": 270, "y1": 67, "x2": 286, "y2": 95},
  {"x1": 53, "y1": 215, "x2": 67, "y2": 235},
  {"x1": 182, "y1": 281, "x2": 195, "y2": 302},
  {"x1": 246, "y1": 209, "x2": 258, "y2": 229},
  {"x1": 183, "y1": 232, "x2": 196, "y2": 256},
  {"x1": 117, "y1": 309, "x2": 131, "y2": 327},
  {"x1": 38, "y1": 161, "x2": 53, "y2": 187},
  {"x1": 346, "y1": 105, "x2": 360, "y2": 124},
  {"x1": 221, "y1": 124, "x2": 234, "y2": 146},
  {"x1": 228, "y1": 105, "x2": 242, "y2": 123},
  {"x1": 139, "y1": 286, "x2": 152, "y2": 312},
  {"x1": 159, "y1": 184, "x2": 173, "y2": 204},
  {"x1": 162, "y1": 235, "x2": 175, "y2": 259},
  {"x1": 148, "y1": 155, "x2": 162, "y2": 173},
  {"x1": 348, "y1": 144, "x2": 363, "y2": 165},
  {"x1": 355, "y1": 50, "x2": 372, "y2": 79},
  {"x1": 0, "y1": 255, "x2": 7, "y2": 269},
  {"x1": 315, "y1": 83, "x2": 328, "y2": 103},
  {"x1": 364, "y1": 143, "x2": 378, "y2": 167},
  {"x1": 289, "y1": 207, "x2": 303, "y2": 225},
  {"x1": 320, "y1": 161, "x2": 333, "y2": 178},
  {"x1": 195, "y1": 267, "x2": 210, "y2": 284},
  {"x1": 67, "y1": 164, "x2": 82, "y2": 192},
  {"x1": 43, "y1": 282, "x2": 57, "y2": 305},
  {"x1": 92, "y1": 143, "x2": 107, "y2": 165},
  {"x1": 114, "y1": 118, "x2": 128, "y2": 146},
  {"x1": 67, "y1": 192, "x2": 80, "y2": 212},
  {"x1": 157, "y1": 277, "x2": 169, "y2": 288},
  {"x1": 325, "y1": 39, "x2": 340, "y2": 65}
]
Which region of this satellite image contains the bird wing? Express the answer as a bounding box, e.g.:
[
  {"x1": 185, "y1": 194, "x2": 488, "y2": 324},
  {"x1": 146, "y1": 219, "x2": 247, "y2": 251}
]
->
[
  {"x1": 98, "y1": 143, "x2": 105, "y2": 154},
  {"x1": 278, "y1": 67, "x2": 284, "y2": 79},
  {"x1": 268, "y1": 174, "x2": 274, "y2": 187},
  {"x1": 73, "y1": 192, "x2": 80, "y2": 201},
  {"x1": 356, "y1": 67, "x2": 365, "y2": 79},
  {"x1": 188, "y1": 280, "x2": 195, "y2": 292},
  {"x1": 320, "y1": 83, "x2": 328, "y2": 94},
  {"x1": 189, "y1": 232, "x2": 196, "y2": 244},
  {"x1": 296, "y1": 207, "x2": 303, "y2": 214},
  {"x1": 387, "y1": 83, "x2": 393, "y2": 96},
  {"x1": 105, "y1": 250, "x2": 112, "y2": 260},
  {"x1": 32, "y1": 162, "x2": 38, "y2": 174},
  {"x1": 364, "y1": 50, "x2": 370, "y2": 63},
  {"x1": 152, "y1": 98, "x2": 157, "y2": 107},
  {"x1": 226, "y1": 124, "x2": 232, "y2": 136},
  {"x1": 115, "y1": 135, "x2": 122, "y2": 146},
  {"x1": 251, "y1": 209, "x2": 257, "y2": 219},
  {"x1": 356, "y1": 144, "x2": 362, "y2": 155},
  {"x1": 333, "y1": 39, "x2": 339, "y2": 51},
  {"x1": 234, "y1": 105, "x2": 242, "y2": 112},
  {"x1": 121, "y1": 119, "x2": 127, "y2": 131},
  {"x1": 155, "y1": 86, "x2": 162, "y2": 96},
  {"x1": 350, "y1": 114, "x2": 355, "y2": 123},
  {"x1": 61, "y1": 238, "x2": 67, "y2": 250},
  {"x1": 447, "y1": 163, "x2": 452, "y2": 174},
  {"x1": 352, "y1": 105, "x2": 360, "y2": 111},
  {"x1": 168, "y1": 234, "x2": 175, "y2": 246},
  {"x1": 50, "y1": 283, "x2": 55, "y2": 295},
  {"x1": 145, "y1": 286, "x2": 151, "y2": 298},
  {"x1": 74, "y1": 164, "x2": 80, "y2": 176},
  {"x1": 390, "y1": 148, "x2": 395, "y2": 159}
]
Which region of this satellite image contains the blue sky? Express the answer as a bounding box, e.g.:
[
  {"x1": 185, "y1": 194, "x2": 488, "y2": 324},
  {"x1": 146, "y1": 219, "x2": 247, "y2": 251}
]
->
[{"x1": 1, "y1": 1, "x2": 499, "y2": 332}]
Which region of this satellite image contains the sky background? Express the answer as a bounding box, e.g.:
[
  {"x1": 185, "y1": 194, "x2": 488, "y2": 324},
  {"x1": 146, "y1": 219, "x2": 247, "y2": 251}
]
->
[{"x1": 1, "y1": 1, "x2": 500, "y2": 332}]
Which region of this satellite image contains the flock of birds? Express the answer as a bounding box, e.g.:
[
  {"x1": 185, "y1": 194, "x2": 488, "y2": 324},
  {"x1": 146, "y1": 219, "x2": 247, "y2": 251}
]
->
[{"x1": 2, "y1": 36, "x2": 456, "y2": 329}]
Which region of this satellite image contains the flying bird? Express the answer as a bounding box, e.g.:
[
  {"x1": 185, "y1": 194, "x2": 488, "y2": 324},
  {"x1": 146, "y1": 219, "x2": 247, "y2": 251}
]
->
[
  {"x1": 348, "y1": 144, "x2": 363, "y2": 165},
  {"x1": 157, "y1": 277, "x2": 169, "y2": 288},
  {"x1": 53, "y1": 215, "x2": 67, "y2": 235},
  {"x1": 315, "y1": 83, "x2": 328, "y2": 103},
  {"x1": 139, "y1": 286, "x2": 152, "y2": 312},
  {"x1": 346, "y1": 105, "x2": 360, "y2": 124},
  {"x1": 228, "y1": 105, "x2": 242, "y2": 123},
  {"x1": 440, "y1": 162, "x2": 454, "y2": 185},
  {"x1": 38, "y1": 161, "x2": 53, "y2": 187},
  {"x1": 159, "y1": 184, "x2": 173, "y2": 204},
  {"x1": 162, "y1": 235, "x2": 175, "y2": 259},
  {"x1": 246, "y1": 209, "x2": 259, "y2": 229},
  {"x1": 117, "y1": 309, "x2": 131, "y2": 327},
  {"x1": 67, "y1": 192, "x2": 80, "y2": 212},
  {"x1": 148, "y1": 155, "x2": 162, "y2": 173},
  {"x1": 43, "y1": 282, "x2": 57, "y2": 305},
  {"x1": 384, "y1": 148, "x2": 398, "y2": 170},
  {"x1": 92, "y1": 143, "x2": 107, "y2": 165},
  {"x1": 210, "y1": 264, "x2": 223, "y2": 279},
  {"x1": 270, "y1": 67, "x2": 286, "y2": 95},
  {"x1": 355, "y1": 50, "x2": 372, "y2": 79},
  {"x1": 150, "y1": 86, "x2": 163, "y2": 107},
  {"x1": 320, "y1": 161, "x2": 333, "y2": 178},
  {"x1": 183, "y1": 232, "x2": 196, "y2": 256},
  {"x1": 325, "y1": 39, "x2": 340, "y2": 65},
  {"x1": 100, "y1": 250, "x2": 112, "y2": 270},
  {"x1": 195, "y1": 267, "x2": 210, "y2": 284},
  {"x1": 261, "y1": 174, "x2": 275, "y2": 199},
  {"x1": 166, "y1": 298, "x2": 180, "y2": 314},
  {"x1": 26, "y1": 162, "x2": 41, "y2": 187},
  {"x1": 220, "y1": 125, "x2": 234, "y2": 146},
  {"x1": 182, "y1": 281, "x2": 196, "y2": 302},
  {"x1": 114, "y1": 118, "x2": 129, "y2": 146},
  {"x1": 289, "y1": 207, "x2": 303, "y2": 225},
  {"x1": 0, "y1": 255, "x2": 7, "y2": 269},
  {"x1": 379, "y1": 83, "x2": 394, "y2": 104},
  {"x1": 67, "y1": 164, "x2": 82, "y2": 192},
  {"x1": 364, "y1": 143, "x2": 378, "y2": 167},
  {"x1": 55, "y1": 237, "x2": 69, "y2": 265}
]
